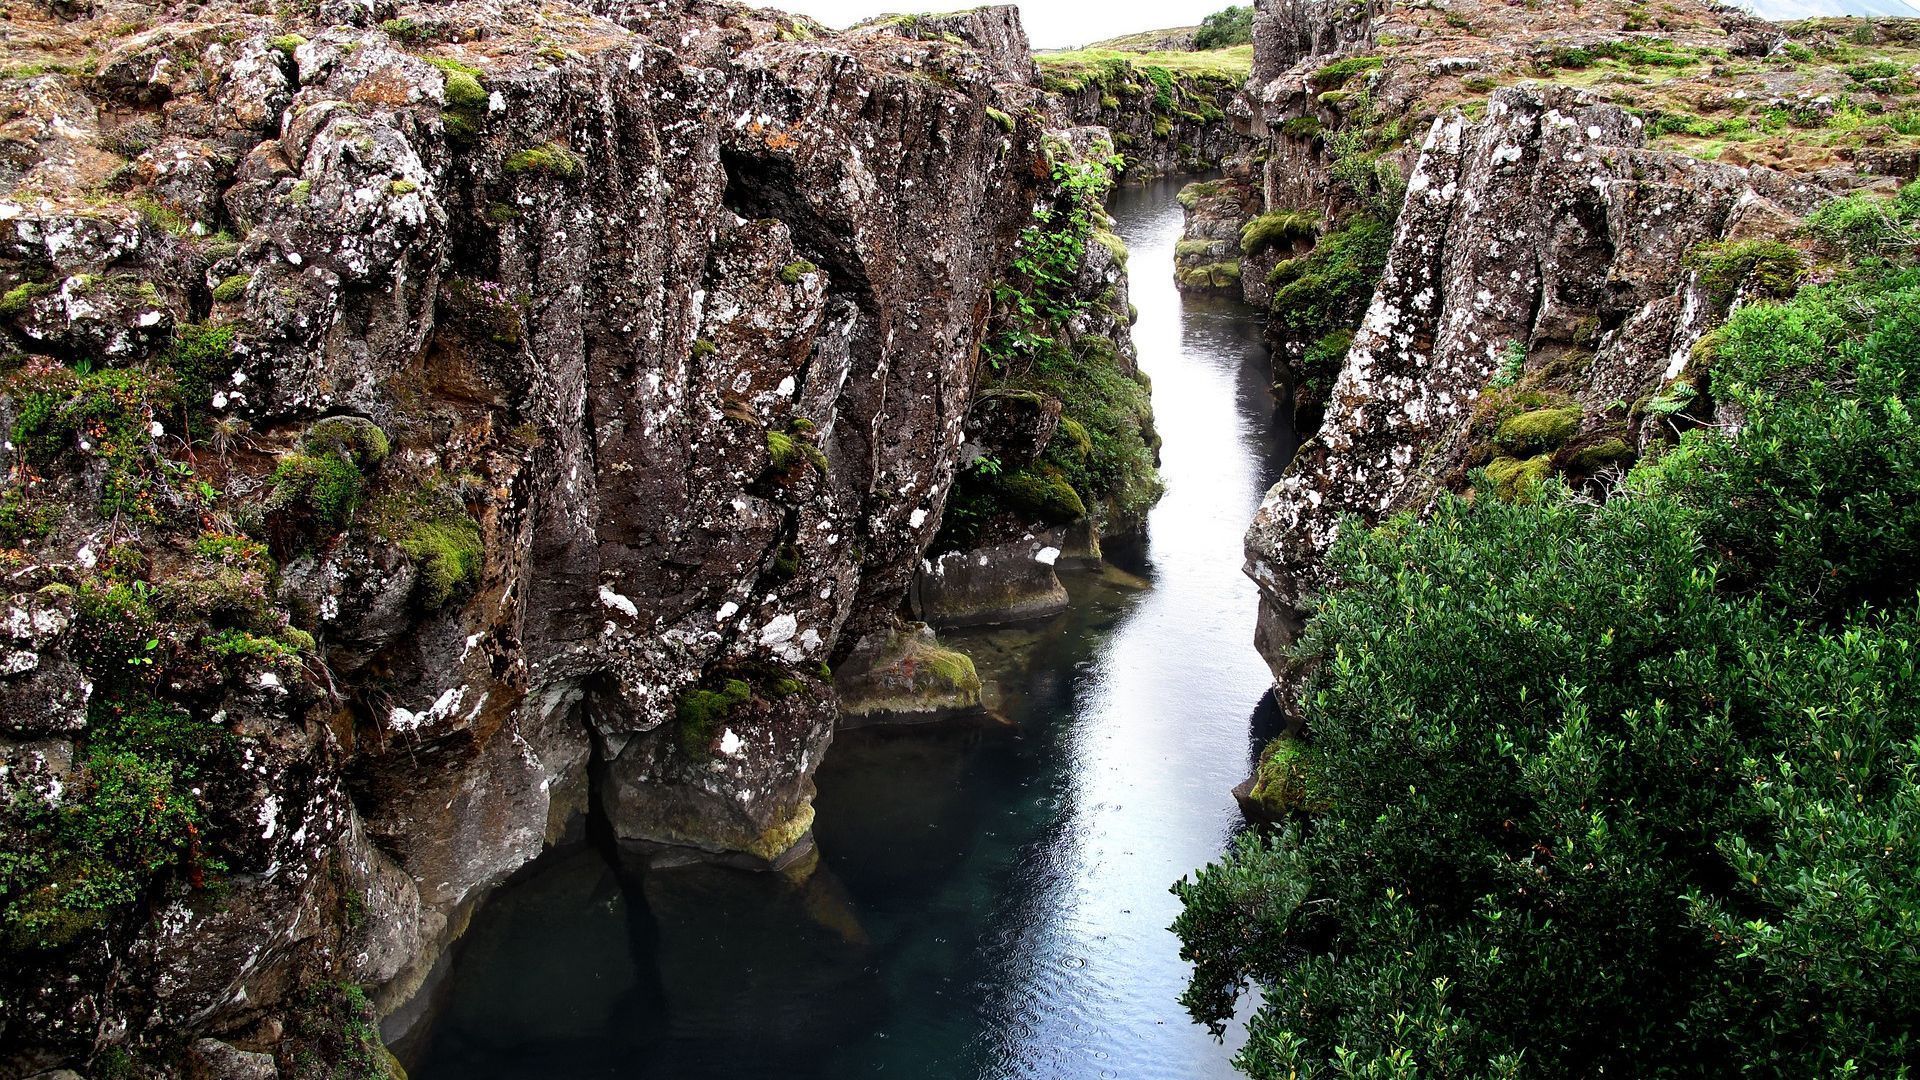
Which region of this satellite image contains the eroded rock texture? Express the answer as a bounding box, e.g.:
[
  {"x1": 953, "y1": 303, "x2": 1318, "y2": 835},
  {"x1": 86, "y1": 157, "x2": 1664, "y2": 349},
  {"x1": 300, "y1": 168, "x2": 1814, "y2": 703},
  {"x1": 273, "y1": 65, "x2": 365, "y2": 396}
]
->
[
  {"x1": 0, "y1": 0, "x2": 1055, "y2": 1068},
  {"x1": 1244, "y1": 81, "x2": 1826, "y2": 677}
]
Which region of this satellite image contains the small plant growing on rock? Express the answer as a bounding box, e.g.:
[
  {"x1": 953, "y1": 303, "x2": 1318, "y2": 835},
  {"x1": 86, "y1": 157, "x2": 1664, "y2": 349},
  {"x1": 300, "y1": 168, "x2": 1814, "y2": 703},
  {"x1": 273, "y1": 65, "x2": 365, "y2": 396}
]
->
[
  {"x1": 369, "y1": 484, "x2": 484, "y2": 609},
  {"x1": 675, "y1": 678, "x2": 752, "y2": 756},
  {"x1": 504, "y1": 142, "x2": 584, "y2": 179},
  {"x1": 1240, "y1": 210, "x2": 1320, "y2": 257},
  {"x1": 429, "y1": 56, "x2": 488, "y2": 138}
]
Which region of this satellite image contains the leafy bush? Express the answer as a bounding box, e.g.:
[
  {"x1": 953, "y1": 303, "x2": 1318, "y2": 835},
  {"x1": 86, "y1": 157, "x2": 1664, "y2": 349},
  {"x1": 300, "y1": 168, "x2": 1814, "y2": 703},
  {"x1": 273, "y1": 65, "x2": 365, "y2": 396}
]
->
[
  {"x1": 1176, "y1": 190, "x2": 1920, "y2": 1079},
  {"x1": 1193, "y1": 6, "x2": 1254, "y2": 50}
]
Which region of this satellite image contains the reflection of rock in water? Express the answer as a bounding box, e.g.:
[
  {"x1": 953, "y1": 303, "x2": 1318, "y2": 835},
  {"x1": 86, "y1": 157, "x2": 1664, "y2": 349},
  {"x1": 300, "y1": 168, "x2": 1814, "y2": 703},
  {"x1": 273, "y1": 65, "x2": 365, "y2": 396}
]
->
[
  {"x1": 638, "y1": 858, "x2": 882, "y2": 1058},
  {"x1": 397, "y1": 846, "x2": 659, "y2": 1076}
]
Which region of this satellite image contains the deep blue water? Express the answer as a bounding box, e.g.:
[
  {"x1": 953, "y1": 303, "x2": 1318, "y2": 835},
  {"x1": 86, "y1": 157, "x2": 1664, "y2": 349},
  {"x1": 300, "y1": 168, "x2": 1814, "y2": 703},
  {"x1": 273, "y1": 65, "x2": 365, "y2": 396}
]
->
[{"x1": 399, "y1": 176, "x2": 1295, "y2": 1080}]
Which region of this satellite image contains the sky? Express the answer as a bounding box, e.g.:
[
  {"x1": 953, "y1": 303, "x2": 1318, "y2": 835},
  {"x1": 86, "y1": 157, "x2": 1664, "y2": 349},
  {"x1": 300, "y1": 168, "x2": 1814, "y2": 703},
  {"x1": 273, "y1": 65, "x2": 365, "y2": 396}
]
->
[{"x1": 739, "y1": 0, "x2": 1920, "y2": 50}]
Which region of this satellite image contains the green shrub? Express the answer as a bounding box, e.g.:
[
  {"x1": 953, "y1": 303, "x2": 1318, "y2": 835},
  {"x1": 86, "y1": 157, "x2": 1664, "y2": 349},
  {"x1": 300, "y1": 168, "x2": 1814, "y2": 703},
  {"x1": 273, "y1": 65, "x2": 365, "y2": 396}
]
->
[
  {"x1": 1174, "y1": 186, "x2": 1920, "y2": 1080},
  {"x1": 1193, "y1": 5, "x2": 1254, "y2": 50},
  {"x1": 1805, "y1": 180, "x2": 1920, "y2": 259}
]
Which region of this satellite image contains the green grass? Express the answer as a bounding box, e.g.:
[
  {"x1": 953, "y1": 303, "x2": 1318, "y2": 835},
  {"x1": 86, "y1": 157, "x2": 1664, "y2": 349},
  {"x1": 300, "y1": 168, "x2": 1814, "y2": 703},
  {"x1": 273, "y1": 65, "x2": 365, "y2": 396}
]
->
[{"x1": 1034, "y1": 45, "x2": 1253, "y2": 89}]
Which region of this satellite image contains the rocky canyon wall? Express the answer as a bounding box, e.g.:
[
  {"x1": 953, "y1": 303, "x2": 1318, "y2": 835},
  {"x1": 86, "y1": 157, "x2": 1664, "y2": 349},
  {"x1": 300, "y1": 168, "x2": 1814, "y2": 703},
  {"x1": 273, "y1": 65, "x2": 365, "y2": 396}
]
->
[
  {"x1": 1235, "y1": 0, "x2": 1914, "y2": 694},
  {"x1": 0, "y1": 0, "x2": 1086, "y2": 1071}
]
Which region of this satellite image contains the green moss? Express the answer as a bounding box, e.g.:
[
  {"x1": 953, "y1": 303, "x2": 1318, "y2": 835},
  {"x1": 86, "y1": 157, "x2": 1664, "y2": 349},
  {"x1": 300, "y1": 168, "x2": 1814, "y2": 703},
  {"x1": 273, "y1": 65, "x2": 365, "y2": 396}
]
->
[
  {"x1": 1248, "y1": 738, "x2": 1319, "y2": 815},
  {"x1": 986, "y1": 106, "x2": 1015, "y2": 133},
  {"x1": 267, "y1": 453, "x2": 366, "y2": 534},
  {"x1": 267, "y1": 33, "x2": 307, "y2": 56},
  {"x1": 676, "y1": 678, "x2": 752, "y2": 756},
  {"x1": 1240, "y1": 209, "x2": 1320, "y2": 257},
  {"x1": 1267, "y1": 215, "x2": 1392, "y2": 351},
  {"x1": 1177, "y1": 180, "x2": 1223, "y2": 210},
  {"x1": 289, "y1": 179, "x2": 312, "y2": 205},
  {"x1": 1280, "y1": 115, "x2": 1323, "y2": 140},
  {"x1": 1568, "y1": 437, "x2": 1634, "y2": 473},
  {"x1": 1495, "y1": 406, "x2": 1582, "y2": 454},
  {"x1": 303, "y1": 416, "x2": 390, "y2": 468},
  {"x1": 430, "y1": 57, "x2": 487, "y2": 138},
  {"x1": 765, "y1": 424, "x2": 826, "y2": 475},
  {"x1": 8, "y1": 366, "x2": 177, "y2": 521},
  {"x1": 1685, "y1": 238, "x2": 1807, "y2": 305},
  {"x1": 778, "y1": 259, "x2": 818, "y2": 285},
  {"x1": 1176, "y1": 261, "x2": 1241, "y2": 289},
  {"x1": 1485, "y1": 454, "x2": 1554, "y2": 501},
  {"x1": 745, "y1": 802, "x2": 814, "y2": 862},
  {"x1": 1309, "y1": 54, "x2": 1383, "y2": 90},
  {"x1": 0, "y1": 280, "x2": 54, "y2": 317},
  {"x1": 1152, "y1": 115, "x2": 1173, "y2": 138},
  {"x1": 918, "y1": 644, "x2": 981, "y2": 694},
  {"x1": 504, "y1": 142, "x2": 583, "y2": 178},
  {"x1": 131, "y1": 195, "x2": 190, "y2": 236},
  {"x1": 998, "y1": 467, "x2": 1087, "y2": 523},
  {"x1": 210, "y1": 273, "x2": 251, "y2": 303},
  {"x1": 370, "y1": 484, "x2": 482, "y2": 609}
]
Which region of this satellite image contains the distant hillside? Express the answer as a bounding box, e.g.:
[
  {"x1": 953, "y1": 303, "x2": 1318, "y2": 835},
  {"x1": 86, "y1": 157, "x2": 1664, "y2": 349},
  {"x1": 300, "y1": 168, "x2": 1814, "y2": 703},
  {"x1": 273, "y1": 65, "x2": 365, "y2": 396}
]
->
[
  {"x1": 1746, "y1": 0, "x2": 1920, "y2": 16},
  {"x1": 1084, "y1": 26, "x2": 1199, "y2": 51}
]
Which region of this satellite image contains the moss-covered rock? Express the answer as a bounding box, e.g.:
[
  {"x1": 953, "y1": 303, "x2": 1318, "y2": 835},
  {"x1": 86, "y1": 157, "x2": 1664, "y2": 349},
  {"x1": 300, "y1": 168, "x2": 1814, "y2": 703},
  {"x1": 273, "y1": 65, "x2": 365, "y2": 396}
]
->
[
  {"x1": 834, "y1": 622, "x2": 985, "y2": 726},
  {"x1": 1494, "y1": 406, "x2": 1582, "y2": 455},
  {"x1": 1244, "y1": 737, "x2": 1320, "y2": 817},
  {"x1": 1176, "y1": 260, "x2": 1242, "y2": 290},
  {"x1": 1485, "y1": 454, "x2": 1554, "y2": 501}
]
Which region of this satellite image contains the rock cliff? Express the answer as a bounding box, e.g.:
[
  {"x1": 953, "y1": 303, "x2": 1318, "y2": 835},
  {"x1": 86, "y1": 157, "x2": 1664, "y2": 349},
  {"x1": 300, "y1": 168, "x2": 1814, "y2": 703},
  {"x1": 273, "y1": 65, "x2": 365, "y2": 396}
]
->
[
  {"x1": 1239, "y1": 0, "x2": 1920, "y2": 691},
  {"x1": 0, "y1": 0, "x2": 1069, "y2": 1070}
]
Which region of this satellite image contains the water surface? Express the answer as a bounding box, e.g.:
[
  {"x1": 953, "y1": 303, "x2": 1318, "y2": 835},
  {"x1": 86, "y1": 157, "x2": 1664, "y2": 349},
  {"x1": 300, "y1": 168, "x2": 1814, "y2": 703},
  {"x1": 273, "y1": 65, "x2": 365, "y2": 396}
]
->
[{"x1": 402, "y1": 175, "x2": 1295, "y2": 1080}]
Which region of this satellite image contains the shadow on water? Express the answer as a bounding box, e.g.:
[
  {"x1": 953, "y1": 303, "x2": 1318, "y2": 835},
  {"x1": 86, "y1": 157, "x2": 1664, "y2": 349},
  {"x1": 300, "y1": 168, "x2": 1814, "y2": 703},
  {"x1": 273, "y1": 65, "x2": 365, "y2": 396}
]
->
[{"x1": 400, "y1": 174, "x2": 1297, "y2": 1080}]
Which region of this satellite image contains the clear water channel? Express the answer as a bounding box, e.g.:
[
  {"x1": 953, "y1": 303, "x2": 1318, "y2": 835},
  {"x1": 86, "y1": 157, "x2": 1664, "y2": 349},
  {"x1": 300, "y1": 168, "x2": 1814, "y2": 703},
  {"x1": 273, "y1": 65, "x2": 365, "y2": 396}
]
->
[{"x1": 397, "y1": 175, "x2": 1300, "y2": 1080}]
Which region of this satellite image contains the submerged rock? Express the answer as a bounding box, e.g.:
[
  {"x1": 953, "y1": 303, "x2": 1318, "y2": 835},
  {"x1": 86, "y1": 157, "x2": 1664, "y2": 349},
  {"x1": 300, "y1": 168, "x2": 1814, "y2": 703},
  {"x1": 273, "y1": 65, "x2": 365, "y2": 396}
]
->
[{"x1": 833, "y1": 621, "x2": 985, "y2": 728}]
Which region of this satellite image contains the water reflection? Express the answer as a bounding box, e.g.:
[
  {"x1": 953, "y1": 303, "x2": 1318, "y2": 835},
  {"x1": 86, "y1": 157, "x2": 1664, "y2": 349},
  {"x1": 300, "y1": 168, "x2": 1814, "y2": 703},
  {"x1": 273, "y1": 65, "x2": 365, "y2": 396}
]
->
[{"x1": 402, "y1": 175, "x2": 1294, "y2": 1080}]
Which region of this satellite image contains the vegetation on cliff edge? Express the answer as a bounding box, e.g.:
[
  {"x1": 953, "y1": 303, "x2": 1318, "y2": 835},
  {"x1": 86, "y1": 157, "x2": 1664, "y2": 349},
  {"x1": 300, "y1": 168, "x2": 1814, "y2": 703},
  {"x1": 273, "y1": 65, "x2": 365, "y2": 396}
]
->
[{"x1": 1175, "y1": 186, "x2": 1920, "y2": 1078}]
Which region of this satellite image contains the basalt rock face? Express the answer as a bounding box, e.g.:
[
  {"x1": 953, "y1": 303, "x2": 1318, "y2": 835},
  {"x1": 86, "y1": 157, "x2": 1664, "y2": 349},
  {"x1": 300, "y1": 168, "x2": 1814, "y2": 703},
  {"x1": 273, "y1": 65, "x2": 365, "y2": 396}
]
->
[
  {"x1": 1243, "y1": 83, "x2": 1827, "y2": 682},
  {"x1": 0, "y1": 0, "x2": 1046, "y2": 1069},
  {"x1": 1231, "y1": 0, "x2": 1920, "y2": 695},
  {"x1": 1042, "y1": 73, "x2": 1256, "y2": 178}
]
